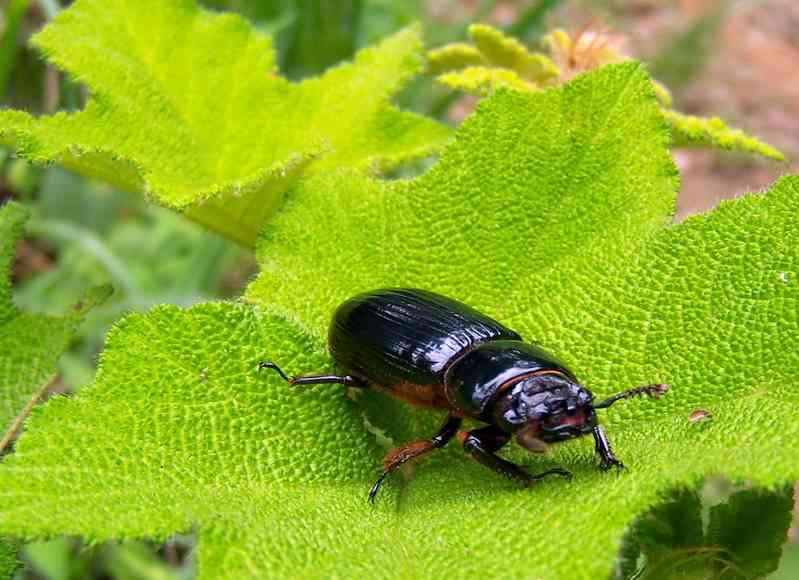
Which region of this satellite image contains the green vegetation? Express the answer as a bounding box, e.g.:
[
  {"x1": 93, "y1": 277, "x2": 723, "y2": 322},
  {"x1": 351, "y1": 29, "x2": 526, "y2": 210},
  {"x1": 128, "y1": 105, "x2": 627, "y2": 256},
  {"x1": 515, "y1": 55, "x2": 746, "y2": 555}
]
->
[{"x1": 0, "y1": 0, "x2": 795, "y2": 578}]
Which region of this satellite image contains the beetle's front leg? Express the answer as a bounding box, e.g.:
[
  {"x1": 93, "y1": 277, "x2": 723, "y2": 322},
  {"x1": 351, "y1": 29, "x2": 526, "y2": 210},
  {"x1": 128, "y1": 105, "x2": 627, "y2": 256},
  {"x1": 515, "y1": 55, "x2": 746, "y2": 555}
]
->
[
  {"x1": 592, "y1": 425, "x2": 624, "y2": 471},
  {"x1": 462, "y1": 425, "x2": 572, "y2": 486}
]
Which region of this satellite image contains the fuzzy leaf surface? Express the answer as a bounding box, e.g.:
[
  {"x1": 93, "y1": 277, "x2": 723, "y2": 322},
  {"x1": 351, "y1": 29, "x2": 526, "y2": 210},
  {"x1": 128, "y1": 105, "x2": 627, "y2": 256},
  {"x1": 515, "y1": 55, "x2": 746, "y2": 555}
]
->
[
  {"x1": 0, "y1": 0, "x2": 450, "y2": 246},
  {"x1": 1, "y1": 64, "x2": 797, "y2": 579},
  {"x1": 665, "y1": 110, "x2": 785, "y2": 161},
  {"x1": 438, "y1": 66, "x2": 536, "y2": 95}
]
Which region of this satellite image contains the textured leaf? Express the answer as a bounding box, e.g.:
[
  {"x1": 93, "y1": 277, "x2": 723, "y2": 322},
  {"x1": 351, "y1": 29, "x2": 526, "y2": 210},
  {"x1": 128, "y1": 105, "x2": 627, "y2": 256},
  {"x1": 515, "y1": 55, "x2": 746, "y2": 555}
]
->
[
  {"x1": 468, "y1": 24, "x2": 559, "y2": 83},
  {"x1": 426, "y1": 43, "x2": 486, "y2": 75},
  {"x1": 437, "y1": 66, "x2": 536, "y2": 95},
  {"x1": 1, "y1": 64, "x2": 798, "y2": 579},
  {"x1": 0, "y1": 301, "x2": 384, "y2": 577},
  {"x1": 0, "y1": 0, "x2": 451, "y2": 247},
  {"x1": 665, "y1": 110, "x2": 786, "y2": 161},
  {"x1": 249, "y1": 63, "x2": 676, "y2": 343}
]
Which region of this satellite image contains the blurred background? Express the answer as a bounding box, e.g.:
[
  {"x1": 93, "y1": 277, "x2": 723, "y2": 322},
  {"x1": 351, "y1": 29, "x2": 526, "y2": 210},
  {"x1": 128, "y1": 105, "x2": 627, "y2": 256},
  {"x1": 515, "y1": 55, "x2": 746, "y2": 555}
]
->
[{"x1": 1, "y1": 0, "x2": 797, "y2": 578}]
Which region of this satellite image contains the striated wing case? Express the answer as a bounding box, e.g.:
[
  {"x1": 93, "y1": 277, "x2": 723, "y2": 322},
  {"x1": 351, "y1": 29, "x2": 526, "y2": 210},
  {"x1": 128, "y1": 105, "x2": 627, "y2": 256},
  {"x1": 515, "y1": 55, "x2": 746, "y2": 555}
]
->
[{"x1": 329, "y1": 288, "x2": 521, "y2": 388}]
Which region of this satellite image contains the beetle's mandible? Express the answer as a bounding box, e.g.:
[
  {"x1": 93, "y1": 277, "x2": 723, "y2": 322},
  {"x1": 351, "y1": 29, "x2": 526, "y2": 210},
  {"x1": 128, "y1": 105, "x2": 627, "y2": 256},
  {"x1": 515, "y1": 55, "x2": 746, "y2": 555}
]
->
[{"x1": 260, "y1": 288, "x2": 668, "y2": 502}]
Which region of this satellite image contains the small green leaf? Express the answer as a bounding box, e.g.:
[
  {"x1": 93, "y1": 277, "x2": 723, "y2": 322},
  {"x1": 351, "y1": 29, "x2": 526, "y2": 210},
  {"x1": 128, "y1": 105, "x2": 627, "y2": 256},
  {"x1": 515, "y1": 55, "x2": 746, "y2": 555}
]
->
[
  {"x1": 664, "y1": 110, "x2": 786, "y2": 161},
  {"x1": 616, "y1": 486, "x2": 794, "y2": 579},
  {"x1": 468, "y1": 23, "x2": 559, "y2": 83},
  {"x1": 23, "y1": 537, "x2": 75, "y2": 580},
  {"x1": 437, "y1": 66, "x2": 536, "y2": 95},
  {"x1": 707, "y1": 487, "x2": 794, "y2": 578},
  {"x1": 0, "y1": 0, "x2": 451, "y2": 246},
  {"x1": 426, "y1": 43, "x2": 486, "y2": 75}
]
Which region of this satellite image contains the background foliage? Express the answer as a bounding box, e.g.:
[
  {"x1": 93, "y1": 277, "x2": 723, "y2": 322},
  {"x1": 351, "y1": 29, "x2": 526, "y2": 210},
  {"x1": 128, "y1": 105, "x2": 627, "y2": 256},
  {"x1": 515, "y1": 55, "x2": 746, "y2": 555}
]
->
[{"x1": 0, "y1": 0, "x2": 797, "y2": 578}]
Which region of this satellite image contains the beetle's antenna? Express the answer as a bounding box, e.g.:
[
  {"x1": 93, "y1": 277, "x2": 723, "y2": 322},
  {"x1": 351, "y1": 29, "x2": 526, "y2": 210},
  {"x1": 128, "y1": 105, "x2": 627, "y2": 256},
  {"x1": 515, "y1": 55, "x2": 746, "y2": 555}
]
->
[
  {"x1": 258, "y1": 361, "x2": 293, "y2": 383},
  {"x1": 593, "y1": 384, "x2": 668, "y2": 409}
]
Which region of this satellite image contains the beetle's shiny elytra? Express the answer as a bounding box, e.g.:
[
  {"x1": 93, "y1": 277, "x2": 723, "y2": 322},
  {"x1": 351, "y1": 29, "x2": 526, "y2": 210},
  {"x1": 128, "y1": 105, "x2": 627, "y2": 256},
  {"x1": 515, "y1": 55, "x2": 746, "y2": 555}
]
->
[{"x1": 260, "y1": 288, "x2": 668, "y2": 502}]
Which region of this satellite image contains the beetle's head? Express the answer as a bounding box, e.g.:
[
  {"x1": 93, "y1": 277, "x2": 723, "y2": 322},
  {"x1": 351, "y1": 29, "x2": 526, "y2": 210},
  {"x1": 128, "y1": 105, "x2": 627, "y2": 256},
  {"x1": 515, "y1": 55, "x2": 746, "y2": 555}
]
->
[{"x1": 492, "y1": 373, "x2": 597, "y2": 452}]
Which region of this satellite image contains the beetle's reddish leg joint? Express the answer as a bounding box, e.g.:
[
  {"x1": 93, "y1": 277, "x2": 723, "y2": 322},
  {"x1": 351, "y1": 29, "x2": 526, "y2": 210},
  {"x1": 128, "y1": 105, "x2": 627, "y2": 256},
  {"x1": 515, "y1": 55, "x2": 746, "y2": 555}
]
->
[{"x1": 368, "y1": 414, "x2": 461, "y2": 504}]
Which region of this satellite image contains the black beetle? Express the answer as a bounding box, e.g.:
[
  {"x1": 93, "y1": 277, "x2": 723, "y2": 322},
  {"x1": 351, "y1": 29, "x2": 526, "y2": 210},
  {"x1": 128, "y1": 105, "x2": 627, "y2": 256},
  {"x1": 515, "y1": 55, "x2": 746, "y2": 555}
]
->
[{"x1": 260, "y1": 288, "x2": 667, "y2": 502}]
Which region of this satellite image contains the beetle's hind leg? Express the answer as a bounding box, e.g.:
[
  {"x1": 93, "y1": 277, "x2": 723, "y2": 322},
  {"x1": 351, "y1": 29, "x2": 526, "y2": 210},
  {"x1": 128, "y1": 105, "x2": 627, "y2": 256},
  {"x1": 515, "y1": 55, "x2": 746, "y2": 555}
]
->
[
  {"x1": 461, "y1": 425, "x2": 572, "y2": 487},
  {"x1": 368, "y1": 414, "x2": 462, "y2": 503},
  {"x1": 258, "y1": 361, "x2": 366, "y2": 388}
]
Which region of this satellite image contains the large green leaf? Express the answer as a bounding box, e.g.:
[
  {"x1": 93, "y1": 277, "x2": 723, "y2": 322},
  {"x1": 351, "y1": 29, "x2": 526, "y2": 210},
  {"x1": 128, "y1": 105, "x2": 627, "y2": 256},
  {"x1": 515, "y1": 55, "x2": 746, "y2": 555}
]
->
[
  {"x1": 0, "y1": 0, "x2": 451, "y2": 246},
  {"x1": 0, "y1": 64, "x2": 797, "y2": 579}
]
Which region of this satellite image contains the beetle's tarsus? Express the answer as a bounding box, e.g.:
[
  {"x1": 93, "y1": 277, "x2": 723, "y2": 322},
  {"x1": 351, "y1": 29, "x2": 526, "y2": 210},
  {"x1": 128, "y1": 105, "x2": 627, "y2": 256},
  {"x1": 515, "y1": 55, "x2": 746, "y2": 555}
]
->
[
  {"x1": 600, "y1": 458, "x2": 625, "y2": 472},
  {"x1": 259, "y1": 361, "x2": 367, "y2": 388},
  {"x1": 530, "y1": 467, "x2": 573, "y2": 483},
  {"x1": 258, "y1": 361, "x2": 294, "y2": 383},
  {"x1": 368, "y1": 473, "x2": 387, "y2": 504}
]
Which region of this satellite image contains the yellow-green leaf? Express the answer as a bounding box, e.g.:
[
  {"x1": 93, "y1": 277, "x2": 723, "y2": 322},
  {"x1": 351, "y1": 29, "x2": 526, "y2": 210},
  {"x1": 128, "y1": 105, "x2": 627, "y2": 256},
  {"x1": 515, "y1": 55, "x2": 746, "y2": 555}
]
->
[
  {"x1": 664, "y1": 109, "x2": 786, "y2": 161},
  {"x1": 426, "y1": 43, "x2": 486, "y2": 75},
  {"x1": 0, "y1": 0, "x2": 451, "y2": 247},
  {"x1": 437, "y1": 66, "x2": 536, "y2": 95},
  {"x1": 468, "y1": 23, "x2": 559, "y2": 83}
]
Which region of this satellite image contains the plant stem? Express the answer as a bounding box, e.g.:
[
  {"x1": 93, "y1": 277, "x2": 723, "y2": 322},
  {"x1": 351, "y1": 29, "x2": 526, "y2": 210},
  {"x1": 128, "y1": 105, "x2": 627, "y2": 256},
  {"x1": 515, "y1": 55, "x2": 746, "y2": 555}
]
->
[
  {"x1": 0, "y1": 374, "x2": 58, "y2": 456},
  {"x1": 0, "y1": 0, "x2": 30, "y2": 100}
]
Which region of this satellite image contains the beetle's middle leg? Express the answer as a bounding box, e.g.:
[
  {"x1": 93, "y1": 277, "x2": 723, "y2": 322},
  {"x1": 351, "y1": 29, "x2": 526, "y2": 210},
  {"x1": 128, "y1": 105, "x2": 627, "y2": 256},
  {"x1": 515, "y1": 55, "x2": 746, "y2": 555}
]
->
[
  {"x1": 368, "y1": 414, "x2": 462, "y2": 503},
  {"x1": 462, "y1": 424, "x2": 572, "y2": 487},
  {"x1": 258, "y1": 361, "x2": 366, "y2": 388}
]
